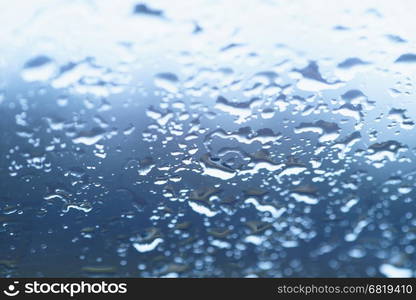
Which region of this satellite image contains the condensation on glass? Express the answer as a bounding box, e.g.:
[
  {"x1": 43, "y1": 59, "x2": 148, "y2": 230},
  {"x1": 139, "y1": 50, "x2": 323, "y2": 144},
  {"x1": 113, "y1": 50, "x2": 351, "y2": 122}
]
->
[{"x1": 0, "y1": 0, "x2": 415, "y2": 277}]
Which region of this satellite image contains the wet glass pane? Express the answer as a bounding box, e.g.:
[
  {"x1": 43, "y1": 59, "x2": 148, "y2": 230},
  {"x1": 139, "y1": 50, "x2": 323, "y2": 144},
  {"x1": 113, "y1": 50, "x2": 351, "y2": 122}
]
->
[{"x1": 0, "y1": 0, "x2": 415, "y2": 277}]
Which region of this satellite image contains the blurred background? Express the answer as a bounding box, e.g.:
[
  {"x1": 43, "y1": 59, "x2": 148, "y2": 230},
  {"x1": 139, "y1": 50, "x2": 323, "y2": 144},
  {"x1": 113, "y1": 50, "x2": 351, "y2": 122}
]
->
[{"x1": 0, "y1": 0, "x2": 415, "y2": 277}]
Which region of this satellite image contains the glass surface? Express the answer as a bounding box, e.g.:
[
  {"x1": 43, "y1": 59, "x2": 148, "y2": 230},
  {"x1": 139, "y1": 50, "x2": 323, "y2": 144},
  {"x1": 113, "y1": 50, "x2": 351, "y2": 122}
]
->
[{"x1": 0, "y1": 0, "x2": 415, "y2": 277}]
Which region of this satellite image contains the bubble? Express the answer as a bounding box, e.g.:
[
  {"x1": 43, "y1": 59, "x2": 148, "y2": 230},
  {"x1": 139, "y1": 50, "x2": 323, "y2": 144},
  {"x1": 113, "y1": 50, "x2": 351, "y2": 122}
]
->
[
  {"x1": 379, "y1": 264, "x2": 412, "y2": 278},
  {"x1": 21, "y1": 55, "x2": 57, "y2": 82},
  {"x1": 133, "y1": 238, "x2": 164, "y2": 253},
  {"x1": 154, "y1": 73, "x2": 179, "y2": 93}
]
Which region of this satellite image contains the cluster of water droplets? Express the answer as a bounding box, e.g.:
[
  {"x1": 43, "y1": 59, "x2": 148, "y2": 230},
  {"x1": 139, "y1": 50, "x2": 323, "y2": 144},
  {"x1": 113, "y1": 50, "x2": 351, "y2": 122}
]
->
[{"x1": 0, "y1": 0, "x2": 416, "y2": 277}]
